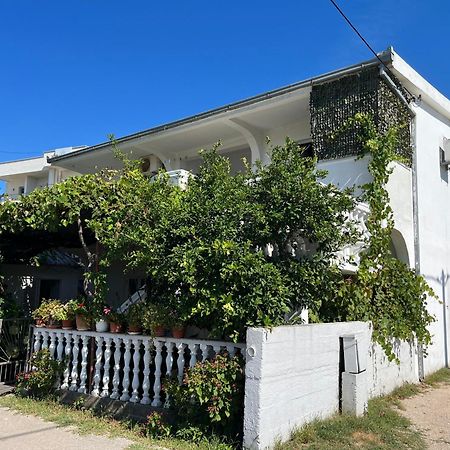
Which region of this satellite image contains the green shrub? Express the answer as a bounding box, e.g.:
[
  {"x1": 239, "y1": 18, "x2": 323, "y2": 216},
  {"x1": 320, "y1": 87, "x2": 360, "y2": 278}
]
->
[
  {"x1": 16, "y1": 349, "x2": 65, "y2": 398},
  {"x1": 164, "y1": 352, "x2": 245, "y2": 439},
  {"x1": 143, "y1": 411, "x2": 172, "y2": 438}
]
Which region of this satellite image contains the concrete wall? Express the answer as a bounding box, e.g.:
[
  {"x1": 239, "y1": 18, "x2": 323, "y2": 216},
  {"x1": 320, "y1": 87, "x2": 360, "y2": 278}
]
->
[
  {"x1": 243, "y1": 322, "x2": 419, "y2": 449},
  {"x1": 367, "y1": 339, "x2": 418, "y2": 398}
]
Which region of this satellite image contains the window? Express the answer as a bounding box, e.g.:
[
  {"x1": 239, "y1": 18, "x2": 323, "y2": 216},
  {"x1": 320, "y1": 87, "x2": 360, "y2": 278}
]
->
[{"x1": 39, "y1": 279, "x2": 61, "y2": 302}]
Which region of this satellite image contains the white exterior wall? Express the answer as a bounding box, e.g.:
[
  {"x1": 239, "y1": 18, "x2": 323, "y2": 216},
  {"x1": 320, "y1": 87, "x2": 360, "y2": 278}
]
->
[
  {"x1": 244, "y1": 322, "x2": 419, "y2": 449},
  {"x1": 414, "y1": 101, "x2": 450, "y2": 375},
  {"x1": 4, "y1": 176, "x2": 26, "y2": 197},
  {"x1": 386, "y1": 162, "x2": 414, "y2": 266}
]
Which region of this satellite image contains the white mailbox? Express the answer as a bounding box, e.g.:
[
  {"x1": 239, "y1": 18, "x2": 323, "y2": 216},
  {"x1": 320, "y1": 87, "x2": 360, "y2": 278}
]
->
[{"x1": 342, "y1": 334, "x2": 367, "y2": 374}]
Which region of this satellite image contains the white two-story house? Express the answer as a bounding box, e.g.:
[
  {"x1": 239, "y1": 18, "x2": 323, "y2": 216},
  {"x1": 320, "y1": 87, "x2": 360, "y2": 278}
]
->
[{"x1": 1, "y1": 47, "x2": 450, "y2": 377}]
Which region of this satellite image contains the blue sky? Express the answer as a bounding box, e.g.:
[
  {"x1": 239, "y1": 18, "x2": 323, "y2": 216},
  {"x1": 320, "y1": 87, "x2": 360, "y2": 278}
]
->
[{"x1": 0, "y1": 0, "x2": 449, "y2": 161}]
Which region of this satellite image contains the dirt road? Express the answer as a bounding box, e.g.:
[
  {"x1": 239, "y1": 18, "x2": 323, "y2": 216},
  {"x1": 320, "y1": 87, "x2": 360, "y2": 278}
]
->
[{"x1": 401, "y1": 383, "x2": 450, "y2": 449}]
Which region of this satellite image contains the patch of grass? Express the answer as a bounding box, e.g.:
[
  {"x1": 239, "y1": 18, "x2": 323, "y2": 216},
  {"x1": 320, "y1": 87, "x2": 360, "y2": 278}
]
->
[
  {"x1": 423, "y1": 367, "x2": 450, "y2": 386},
  {"x1": 277, "y1": 396, "x2": 425, "y2": 450},
  {"x1": 0, "y1": 394, "x2": 232, "y2": 450}
]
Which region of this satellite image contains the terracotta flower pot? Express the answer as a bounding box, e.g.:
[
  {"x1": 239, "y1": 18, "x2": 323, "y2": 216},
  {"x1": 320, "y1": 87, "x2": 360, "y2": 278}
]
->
[
  {"x1": 95, "y1": 320, "x2": 109, "y2": 333},
  {"x1": 152, "y1": 325, "x2": 166, "y2": 337},
  {"x1": 46, "y1": 319, "x2": 61, "y2": 329},
  {"x1": 127, "y1": 324, "x2": 142, "y2": 335},
  {"x1": 172, "y1": 327, "x2": 185, "y2": 339},
  {"x1": 75, "y1": 314, "x2": 90, "y2": 331},
  {"x1": 110, "y1": 322, "x2": 123, "y2": 333},
  {"x1": 62, "y1": 319, "x2": 74, "y2": 330},
  {"x1": 35, "y1": 318, "x2": 45, "y2": 328}
]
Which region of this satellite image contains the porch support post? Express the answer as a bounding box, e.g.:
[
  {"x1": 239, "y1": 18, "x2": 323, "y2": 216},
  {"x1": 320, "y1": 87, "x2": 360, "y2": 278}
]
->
[{"x1": 225, "y1": 118, "x2": 270, "y2": 167}]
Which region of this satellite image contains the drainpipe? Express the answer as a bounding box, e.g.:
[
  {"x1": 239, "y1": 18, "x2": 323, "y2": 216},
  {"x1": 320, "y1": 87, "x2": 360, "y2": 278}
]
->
[{"x1": 379, "y1": 67, "x2": 425, "y2": 379}]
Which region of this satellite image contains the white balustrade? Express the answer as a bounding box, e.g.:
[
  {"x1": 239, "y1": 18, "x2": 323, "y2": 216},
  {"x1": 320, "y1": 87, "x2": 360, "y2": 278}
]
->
[
  {"x1": 92, "y1": 335, "x2": 105, "y2": 396},
  {"x1": 110, "y1": 337, "x2": 122, "y2": 399},
  {"x1": 120, "y1": 338, "x2": 132, "y2": 401},
  {"x1": 141, "y1": 338, "x2": 152, "y2": 405},
  {"x1": 151, "y1": 340, "x2": 163, "y2": 407},
  {"x1": 189, "y1": 343, "x2": 198, "y2": 367},
  {"x1": 33, "y1": 330, "x2": 42, "y2": 354},
  {"x1": 61, "y1": 333, "x2": 72, "y2": 389},
  {"x1": 78, "y1": 335, "x2": 89, "y2": 393},
  {"x1": 69, "y1": 335, "x2": 80, "y2": 391},
  {"x1": 177, "y1": 343, "x2": 186, "y2": 384},
  {"x1": 49, "y1": 332, "x2": 57, "y2": 358},
  {"x1": 41, "y1": 330, "x2": 49, "y2": 350},
  {"x1": 31, "y1": 326, "x2": 245, "y2": 408},
  {"x1": 101, "y1": 337, "x2": 113, "y2": 398},
  {"x1": 130, "y1": 339, "x2": 142, "y2": 403}
]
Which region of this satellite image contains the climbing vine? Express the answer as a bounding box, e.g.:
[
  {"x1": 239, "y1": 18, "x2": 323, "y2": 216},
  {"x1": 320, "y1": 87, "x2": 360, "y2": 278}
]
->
[{"x1": 321, "y1": 113, "x2": 434, "y2": 360}]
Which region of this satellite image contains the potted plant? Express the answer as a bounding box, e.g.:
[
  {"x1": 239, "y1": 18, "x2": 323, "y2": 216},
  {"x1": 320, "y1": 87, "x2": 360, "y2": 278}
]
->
[
  {"x1": 108, "y1": 310, "x2": 125, "y2": 333},
  {"x1": 94, "y1": 305, "x2": 111, "y2": 332},
  {"x1": 126, "y1": 303, "x2": 144, "y2": 334},
  {"x1": 32, "y1": 299, "x2": 64, "y2": 329},
  {"x1": 61, "y1": 299, "x2": 77, "y2": 330},
  {"x1": 73, "y1": 302, "x2": 91, "y2": 331},
  {"x1": 32, "y1": 303, "x2": 46, "y2": 327},
  {"x1": 171, "y1": 318, "x2": 185, "y2": 339},
  {"x1": 142, "y1": 303, "x2": 169, "y2": 337},
  {"x1": 47, "y1": 300, "x2": 65, "y2": 329}
]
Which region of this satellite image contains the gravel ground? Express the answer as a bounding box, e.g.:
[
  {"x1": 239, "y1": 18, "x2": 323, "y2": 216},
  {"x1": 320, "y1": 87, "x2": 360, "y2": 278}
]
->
[
  {"x1": 400, "y1": 383, "x2": 450, "y2": 449},
  {"x1": 0, "y1": 406, "x2": 133, "y2": 450}
]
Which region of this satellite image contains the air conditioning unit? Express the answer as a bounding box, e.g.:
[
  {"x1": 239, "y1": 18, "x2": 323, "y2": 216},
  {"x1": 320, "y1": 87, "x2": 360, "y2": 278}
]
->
[
  {"x1": 440, "y1": 137, "x2": 450, "y2": 166},
  {"x1": 140, "y1": 155, "x2": 163, "y2": 175},
  {"x1": 151, "y1": 169, "x2": 193, "y2": 189}
]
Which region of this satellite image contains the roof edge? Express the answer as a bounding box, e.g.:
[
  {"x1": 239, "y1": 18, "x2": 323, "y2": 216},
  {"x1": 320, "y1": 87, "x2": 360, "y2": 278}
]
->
[{"x1": 49, "y1": 51, "x2": 392, "y2": 163}]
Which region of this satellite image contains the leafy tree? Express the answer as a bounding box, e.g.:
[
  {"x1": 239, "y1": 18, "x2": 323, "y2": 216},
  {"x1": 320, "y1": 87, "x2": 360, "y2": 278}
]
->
[{"x1": 93, "y1": 140, "x2": 355, "y2": 340}]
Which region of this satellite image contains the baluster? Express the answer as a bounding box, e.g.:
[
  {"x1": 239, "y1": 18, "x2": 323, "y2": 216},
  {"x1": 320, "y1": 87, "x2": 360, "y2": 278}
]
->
[
  {"x1": 151, "y1": 340, "x2": 163, "y2": 407},
  {"x1": 101, "y1": 337, "x2": 113, "y2": 397},
  {"x1": 141, "y1": 338, "x2": 152, "y2": 405},
  {"x1": 41, "y1": 330, "x2": 49, "y2": 350},
  {"x1": 189, "y1": 343, "x2": 198, "y2": 368},
  {"x1": 61, "y1": 333, "x2": 72, "y2": 390},
  {"x1": 33, "y1": 330, "x2": 42, "y2": 354},
  {"x1": 56, "y1": 332, "x2": 64, "y2": 361},
  {"x1": 226, "y1": 344, "x2": 237, "y2": 358},
  {"x1": 49, "y1": 332, "x2": 57, "y2": 359},
  {"x1": 110, "y1": 338, "x2": 122, "y2": 400},
  {"x1": 53, "y1": 332, "x2": 65, "y2": 388},
  {"x1": 165, "y1": 341, "x2": 174, "y2": 377},
  {"x1": 176, "y1": 343, "x2": 186, "y2": 384},
  {"x1": 199, "y1": 343, "x2": 208, "y2": 361},
  {"x1": 91, "y1": 335, "x2": 105, "y2": 396},
  {"x1": 163, "y1": 341, "x2": 174, "y2": 407},
  {"x1": 69, "y1": 335, "x2": 80, "y2": 391},
  {"x1": 212, "y1": 344, "x2": 221, "y2": 360},
  {"x1": 130, "y1": 338, "x2": 142, "y2": 403},
  {"x1": 77, "y1": 336, "x2": 89, "y2": 394},
  {"x1": 120, "y1": 338, "x2": 132, "y2": 401}
]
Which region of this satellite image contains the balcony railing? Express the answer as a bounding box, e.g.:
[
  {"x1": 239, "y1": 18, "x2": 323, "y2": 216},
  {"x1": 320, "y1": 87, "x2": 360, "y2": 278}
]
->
[{"x1": 31, "y1": 326, "x2": 245, "y2": 406}]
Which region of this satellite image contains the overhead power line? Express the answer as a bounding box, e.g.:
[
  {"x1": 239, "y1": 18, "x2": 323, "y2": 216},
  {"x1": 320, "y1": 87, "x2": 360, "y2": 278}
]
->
[{"x1": 328, "y1": 0, "x2": 390, "y2": 72}]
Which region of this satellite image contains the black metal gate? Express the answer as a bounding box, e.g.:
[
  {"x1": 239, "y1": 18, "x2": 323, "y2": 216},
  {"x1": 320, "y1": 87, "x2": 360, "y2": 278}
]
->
[{"x1": 0, "y1": 318, "x2": 32, "y2": 383}]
